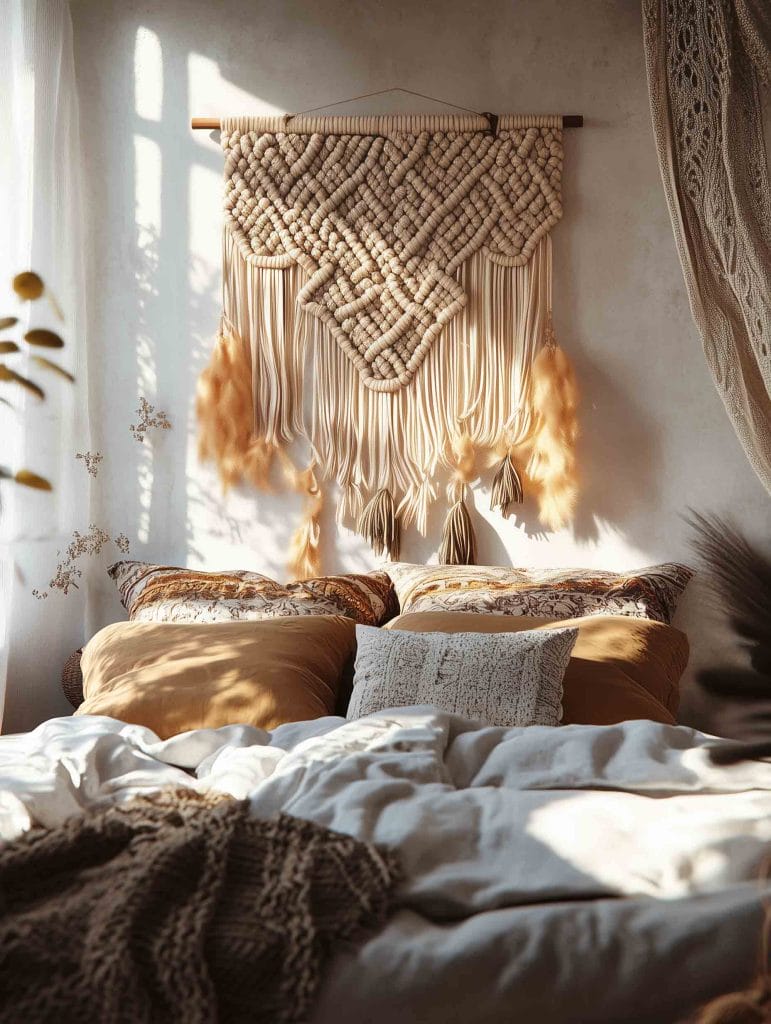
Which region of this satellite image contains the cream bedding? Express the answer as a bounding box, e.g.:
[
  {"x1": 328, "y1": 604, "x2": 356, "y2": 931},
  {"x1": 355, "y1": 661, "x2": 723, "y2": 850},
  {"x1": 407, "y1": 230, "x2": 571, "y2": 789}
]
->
[{"x1": 1, "y1": 709, "x2": 769, "y2": 1022}]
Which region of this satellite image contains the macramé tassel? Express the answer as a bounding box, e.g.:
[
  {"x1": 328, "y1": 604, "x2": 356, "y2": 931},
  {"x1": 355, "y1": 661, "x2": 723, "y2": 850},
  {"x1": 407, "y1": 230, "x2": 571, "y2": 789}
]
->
[
  {"x1": 527, "y1": 318, "x2": 579, "y2": 531},
  {"x1": 439, "y1": 429, "x2": 478, "y2": 565},
  {"x1": 490, "y1": 451, "x2": 524, "y2": 516},
  {"x1": 439, "y1": 498, "x2": 477, "y2": 565},
  {"x1": 287, "y1": 464, "x2": 323, "y2": 581},
  {"x1": 358, "y1": 488, "x2": 401, "y2": 560}
]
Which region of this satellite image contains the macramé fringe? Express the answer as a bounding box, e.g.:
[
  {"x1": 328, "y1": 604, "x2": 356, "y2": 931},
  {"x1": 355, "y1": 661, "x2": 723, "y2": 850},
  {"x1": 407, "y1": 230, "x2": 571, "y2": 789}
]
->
[{"x1": 197, "y1": 229, "x2": 577, "y2": 570}]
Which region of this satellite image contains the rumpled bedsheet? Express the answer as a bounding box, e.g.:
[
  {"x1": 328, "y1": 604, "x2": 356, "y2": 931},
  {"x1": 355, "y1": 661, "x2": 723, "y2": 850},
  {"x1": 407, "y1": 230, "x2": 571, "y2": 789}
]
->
[{"x1": 1, "y1": 709, "x2": 769, "y2": 1023}]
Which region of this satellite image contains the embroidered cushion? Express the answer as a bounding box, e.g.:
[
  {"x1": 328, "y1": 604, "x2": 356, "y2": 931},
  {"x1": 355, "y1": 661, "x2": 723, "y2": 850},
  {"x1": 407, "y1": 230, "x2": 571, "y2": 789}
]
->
[
  {"x1": 385, "y1": 562, "x2": 693, "y2": 625},
  {"x1": 347, "y1": 624, "x2": 577, "y2": 728},
  {"x1": 108, "y1": 561, "x2": 397, "y2": 626}
]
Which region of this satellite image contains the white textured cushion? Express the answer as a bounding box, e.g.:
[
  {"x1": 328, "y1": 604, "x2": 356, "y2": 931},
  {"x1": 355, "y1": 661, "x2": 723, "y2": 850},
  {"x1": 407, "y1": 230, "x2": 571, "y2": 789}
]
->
[{"x1": 348, "y1": 625, "x2": 578, "y2": 727}]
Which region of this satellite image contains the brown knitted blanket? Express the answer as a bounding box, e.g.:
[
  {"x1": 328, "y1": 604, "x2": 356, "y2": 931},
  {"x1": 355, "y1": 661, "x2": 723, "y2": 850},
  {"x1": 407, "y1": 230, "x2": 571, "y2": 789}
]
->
[{"x1": 0, "y1": 791, "x2": 399, "y2": 1024}]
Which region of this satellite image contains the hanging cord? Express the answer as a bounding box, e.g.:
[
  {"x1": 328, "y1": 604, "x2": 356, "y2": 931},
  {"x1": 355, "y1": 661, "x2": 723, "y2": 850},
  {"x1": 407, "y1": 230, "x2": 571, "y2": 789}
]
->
[{"x1": 287, "y1": 87, "x2": 499, "y2": 135}]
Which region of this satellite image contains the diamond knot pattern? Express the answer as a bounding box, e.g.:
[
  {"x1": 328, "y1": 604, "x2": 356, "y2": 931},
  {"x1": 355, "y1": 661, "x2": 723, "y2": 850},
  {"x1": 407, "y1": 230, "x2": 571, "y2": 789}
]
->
[{"x1": 223, "y1": 126, "x2": 563, "y2": 391}]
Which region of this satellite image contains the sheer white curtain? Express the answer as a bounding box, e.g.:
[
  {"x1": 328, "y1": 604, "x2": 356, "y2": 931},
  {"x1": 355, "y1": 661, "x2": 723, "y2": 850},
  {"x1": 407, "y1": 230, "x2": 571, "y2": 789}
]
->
[{"x1": 0, "y1": 0, "x2": 91, "y2": 731}]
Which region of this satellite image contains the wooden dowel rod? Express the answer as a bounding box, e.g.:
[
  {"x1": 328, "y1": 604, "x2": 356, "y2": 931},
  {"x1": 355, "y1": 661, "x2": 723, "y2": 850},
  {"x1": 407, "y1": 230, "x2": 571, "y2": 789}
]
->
[{"x1": 191, "y1": 114, "x2": 584, "y2": 130}]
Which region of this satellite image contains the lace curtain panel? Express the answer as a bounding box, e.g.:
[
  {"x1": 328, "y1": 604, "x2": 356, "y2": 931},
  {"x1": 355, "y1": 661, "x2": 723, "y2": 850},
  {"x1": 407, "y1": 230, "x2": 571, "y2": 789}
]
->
[{"x1": 643, "y1": 0, "x2": 771, "y2": 493}]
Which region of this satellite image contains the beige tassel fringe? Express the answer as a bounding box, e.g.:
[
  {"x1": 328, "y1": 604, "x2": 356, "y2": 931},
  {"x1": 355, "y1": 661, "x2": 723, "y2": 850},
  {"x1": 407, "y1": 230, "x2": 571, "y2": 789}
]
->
[
  {"x1": 357, "y1": 489, "x2": 401, "y2": 560},
  {"x1": 201, "y1": 236, "x2": 551, "y2": 503},
  {"x1": 490, "y1": 451, "x2": 524, "y2": 515},
  {"x1": 198, "y1": 228, "x2": 564, "y2": 555},
  {"x1": 526, "y1": 317, "x2": 579, "y2": 531}
]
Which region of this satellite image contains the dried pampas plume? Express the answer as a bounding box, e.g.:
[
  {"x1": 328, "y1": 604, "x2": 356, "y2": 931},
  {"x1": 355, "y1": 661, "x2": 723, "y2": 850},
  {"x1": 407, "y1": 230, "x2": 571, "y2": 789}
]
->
[
  {"x1": 526, "y1": 318, "x2": 579, "y2": 531},
  {"x1": 286, "y1": 463, "x2": 323, "y2": 581},
  {"x1": 197, "y1": 331, "x2": 275, "y2": 491}
]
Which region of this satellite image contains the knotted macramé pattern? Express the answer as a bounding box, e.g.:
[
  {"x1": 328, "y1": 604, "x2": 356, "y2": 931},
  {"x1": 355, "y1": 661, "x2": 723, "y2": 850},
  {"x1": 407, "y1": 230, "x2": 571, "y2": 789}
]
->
[{"x1": 222, "y1": 115, "x2": 563, "y2": 391}]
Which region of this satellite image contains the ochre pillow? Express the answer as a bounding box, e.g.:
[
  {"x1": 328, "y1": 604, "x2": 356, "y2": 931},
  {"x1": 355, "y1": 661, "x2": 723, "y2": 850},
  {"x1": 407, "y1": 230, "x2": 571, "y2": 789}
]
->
[
  {"x1": 76, "y1": 616, "x2": 357, "y2": 738},
  {"x1": 384, "y1": 612, "x2": 689, "y2": 726}
]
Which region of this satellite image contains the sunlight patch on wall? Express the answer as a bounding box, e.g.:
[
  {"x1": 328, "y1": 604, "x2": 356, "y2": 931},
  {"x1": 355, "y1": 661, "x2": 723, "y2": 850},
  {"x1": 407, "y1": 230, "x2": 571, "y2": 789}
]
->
[
  {"x1": 132, "y1": 133, "x2": 162, "y2": 544},
  {"x1": 133, "y1": 135, "x2": 162, "y2": 246},
  {"x1": 188, "y1": 163, "x2": 220, "y2": 292},
  {"x1": 134, "y1": 26, "x2": 163, "y2": 122},
  {"x1": 485, "y1": 509, "x2": 653, "y2": 572},
  {"x1": 183, "y1": 461, "x2": 303, "y2": 577},
  {"x1": 187, "y1": 51, "x2": 284, "y2": 145}
]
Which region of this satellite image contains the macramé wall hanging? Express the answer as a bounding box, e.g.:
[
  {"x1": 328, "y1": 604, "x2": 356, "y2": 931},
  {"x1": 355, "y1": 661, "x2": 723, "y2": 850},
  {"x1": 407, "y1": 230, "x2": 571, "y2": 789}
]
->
[{"x1": 195, "y1": 109, "x2": 581, "y2": 578}]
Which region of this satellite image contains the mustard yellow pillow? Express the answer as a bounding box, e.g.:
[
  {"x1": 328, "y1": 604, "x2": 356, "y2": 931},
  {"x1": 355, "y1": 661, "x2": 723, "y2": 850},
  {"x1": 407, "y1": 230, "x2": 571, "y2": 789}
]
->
[
  {"x1": 385, "y1": 612, "x2": 689, "y2": 726},
  {"x1": 76, "y1": 616, "x2": 357, "y2": 738}
]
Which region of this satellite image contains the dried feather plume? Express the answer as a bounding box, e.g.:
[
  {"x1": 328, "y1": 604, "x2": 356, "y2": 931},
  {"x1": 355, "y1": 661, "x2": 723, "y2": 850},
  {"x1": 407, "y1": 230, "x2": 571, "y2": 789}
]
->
[
  {"x1": 526, "y1": 317, "x2": 579, "y2": 531},
  {"x1": 686, "y1": 513, "x2": 771, "y2": 1023},
  {"x1": 688, "y1": 511, "x2": 771, "y2": 755}
]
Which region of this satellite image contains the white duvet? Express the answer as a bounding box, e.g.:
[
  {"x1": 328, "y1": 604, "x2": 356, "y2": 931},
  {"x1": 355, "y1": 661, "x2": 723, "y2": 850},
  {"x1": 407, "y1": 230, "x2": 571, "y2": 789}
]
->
[{"x1": 1, "y1": 709, "x2": 770, "y2": 1023}]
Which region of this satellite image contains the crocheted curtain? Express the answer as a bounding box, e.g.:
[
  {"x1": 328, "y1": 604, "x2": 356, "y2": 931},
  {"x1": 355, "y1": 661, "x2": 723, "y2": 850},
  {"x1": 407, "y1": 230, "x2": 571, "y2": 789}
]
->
[
  {"x1": 198, "y1": 114, "x2": 578, "y2": 575},
  {"x1": 644, "y1": 0, "x2": 771, "y2": 494}
]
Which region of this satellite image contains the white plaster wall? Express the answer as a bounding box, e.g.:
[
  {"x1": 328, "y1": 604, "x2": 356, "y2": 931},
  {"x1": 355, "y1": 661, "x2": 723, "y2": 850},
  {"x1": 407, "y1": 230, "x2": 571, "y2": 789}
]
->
[{"x1": 8, "y1": 0, "x2": 768, "y2": 731}]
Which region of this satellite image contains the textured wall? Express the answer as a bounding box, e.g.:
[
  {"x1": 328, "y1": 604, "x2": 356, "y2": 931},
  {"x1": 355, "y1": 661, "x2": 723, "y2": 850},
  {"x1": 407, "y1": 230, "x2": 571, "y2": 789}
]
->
[{"x1": 9, "y1": 0, "x2": 765, "y2": 730}]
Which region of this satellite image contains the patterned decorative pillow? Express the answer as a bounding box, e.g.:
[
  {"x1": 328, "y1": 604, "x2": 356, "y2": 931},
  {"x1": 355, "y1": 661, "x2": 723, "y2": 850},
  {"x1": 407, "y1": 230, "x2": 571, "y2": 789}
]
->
[
  {"x1": 108, "y1": 561, "x2": 398, "y2": 626},
  {"x1": 385, "y1": 562, "x2": 693, "y2": 625},
  {"x1": 348, "y1": 624, "x2": 577, "y2": 727}
]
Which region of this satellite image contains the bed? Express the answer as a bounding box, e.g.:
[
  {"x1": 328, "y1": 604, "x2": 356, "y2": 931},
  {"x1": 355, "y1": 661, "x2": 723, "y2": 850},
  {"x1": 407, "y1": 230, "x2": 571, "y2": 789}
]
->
[
  {"x1": 2, "y1": 557, "x2": 768, "y2": 1021},
  {"x1": 1, "y1": 708, "x2": 769, "y2": 1023}
]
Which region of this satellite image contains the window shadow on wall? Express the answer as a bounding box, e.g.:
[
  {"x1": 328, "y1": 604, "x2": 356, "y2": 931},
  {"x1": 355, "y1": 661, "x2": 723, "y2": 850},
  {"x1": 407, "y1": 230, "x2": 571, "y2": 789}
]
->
[{"x1": 74, "y1": 0, "x2": 686, "y2": 624}]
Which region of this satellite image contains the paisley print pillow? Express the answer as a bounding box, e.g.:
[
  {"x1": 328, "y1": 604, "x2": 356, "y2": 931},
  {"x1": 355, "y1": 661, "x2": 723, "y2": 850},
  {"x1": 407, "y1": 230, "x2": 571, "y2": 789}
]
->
[
  {"x1": 385, "y1": 562, "x2": 693, "y2": 625},
  {"x1": 108, "y1": 561, "x2": 398, "y2": 626}
]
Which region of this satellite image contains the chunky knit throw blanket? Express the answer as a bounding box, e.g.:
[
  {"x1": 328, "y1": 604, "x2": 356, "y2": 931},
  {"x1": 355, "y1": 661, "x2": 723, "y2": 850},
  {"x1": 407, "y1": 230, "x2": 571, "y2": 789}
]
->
[{"x1": 0, "y1": 791, "x2": 400, "y2": 1024}]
